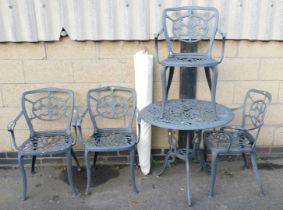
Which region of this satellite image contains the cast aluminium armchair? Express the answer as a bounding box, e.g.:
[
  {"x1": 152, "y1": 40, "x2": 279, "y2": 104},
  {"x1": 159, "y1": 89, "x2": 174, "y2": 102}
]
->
[
  {"x1": 73, "y1": 86, "x2": 141, "y2": 195},
  {"x1": 154, "y1": 6, "x2": 226, "y2": 116},
  {"x1": 7, "y1": 87, "x2": 81, "y2": 200},
  {"x1": 203, "y1": 89, "x2": 272, "y2": 197}
]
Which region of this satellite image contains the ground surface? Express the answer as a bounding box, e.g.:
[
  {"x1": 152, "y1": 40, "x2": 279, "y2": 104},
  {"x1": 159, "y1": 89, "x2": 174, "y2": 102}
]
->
[{"x1": 0, "y1": 158, "x2": 282, "y2": 210}]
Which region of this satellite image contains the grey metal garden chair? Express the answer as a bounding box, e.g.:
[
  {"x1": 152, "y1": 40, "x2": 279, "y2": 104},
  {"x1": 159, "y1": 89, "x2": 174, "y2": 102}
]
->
[
  {"x1": 75, "y1": 86, "x2": 140, "y2": 195},
  {"x1": 154, "y1": 6, "x2": 226, "y2": 116},
  {"x1": 203, "y1": 89, "x2": 272, "y2": 197},
  {"x1": 7, "y1": 87, "x2": 80, "y2": 200}
]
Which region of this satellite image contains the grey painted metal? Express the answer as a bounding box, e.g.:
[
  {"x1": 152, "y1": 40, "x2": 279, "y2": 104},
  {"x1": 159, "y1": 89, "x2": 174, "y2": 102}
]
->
[
  {"x1": 178, "y1": 42, "x2": 201, "y2": 150},
  {"x1": 7, "y1": 87, "x2": 80, "y2": 200},
  {"x1": 1, "y1": 0, "x2": 283, "y2": 42},
  {"x1": 139, "y1": 99, "x2": 233, "y2": 206},
  {"x1": 139, "y1": 99, "x2": 233, "y2": 130},
  {"x1": 203, "y1": 89, "x2": 272, "y2": 197},
  {"x1": 154, "y1": 6, "x2": 225, "y2": 117},
  {"x1": 75, "y1": 86, "x2": 140, "y2": 195}
]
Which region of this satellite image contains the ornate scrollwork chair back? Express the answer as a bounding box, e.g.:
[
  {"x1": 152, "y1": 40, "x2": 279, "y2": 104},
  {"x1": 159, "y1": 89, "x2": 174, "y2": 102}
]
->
[
  {"x1": 240, "y1": 89, "x2": 272, "y2": 144},
  {"x1": 155, "y1": 6, "x2": 226, "y2": 117},
  {"x1": 163, "y1": 6, "x2": 219, "y2": 57},
  {"x1": 87, "y1": 86, "x2": 136, "y2": 133},
  {"x1": 22, "y1": 88, "x2": 74, "y2": 136}
]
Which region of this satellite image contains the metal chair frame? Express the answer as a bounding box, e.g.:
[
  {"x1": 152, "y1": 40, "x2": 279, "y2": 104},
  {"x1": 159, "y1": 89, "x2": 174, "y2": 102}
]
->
[
  {"x1": 7, "y1": 87, "x2": 80, "y2": 200},
  {"x1": 203, "y1": 89, "x2": 272, "y2": 197},
  {"x1": 154, "y1": 6, "x2": 226, "y2": 116},
  {"x1": 75, "y1": 86, "x2": 140, "y2": 195}
]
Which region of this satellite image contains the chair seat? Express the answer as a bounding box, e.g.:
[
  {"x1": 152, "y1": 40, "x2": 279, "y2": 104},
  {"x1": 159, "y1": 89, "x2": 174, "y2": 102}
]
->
[
  {"x1": 19, "y1": 135, "x2": 72, "y2": 155},
  {"x1": 204, "y1": 130, "x2": 254, "y2": 153},
  {"x1": 160, "y1": 55, "x2": 219, "y2": 67},
  {"x1": 85, "y1": 132, "x2": 136, "y2": 151}
]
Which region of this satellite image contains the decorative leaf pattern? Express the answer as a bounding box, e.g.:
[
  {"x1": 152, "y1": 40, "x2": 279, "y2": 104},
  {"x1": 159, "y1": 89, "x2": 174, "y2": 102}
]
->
[{"x1": 86, "y1": 133, "x2": 135, "y2": 148}]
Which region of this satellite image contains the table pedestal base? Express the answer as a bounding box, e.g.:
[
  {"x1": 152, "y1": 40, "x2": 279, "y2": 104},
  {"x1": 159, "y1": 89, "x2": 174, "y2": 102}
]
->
[
  {"x1": 154, "y1": 130, "x2": 206, "y2": 206},
  {"x1": 154, "y1": 130, "x2": 205, "y2": 176}
]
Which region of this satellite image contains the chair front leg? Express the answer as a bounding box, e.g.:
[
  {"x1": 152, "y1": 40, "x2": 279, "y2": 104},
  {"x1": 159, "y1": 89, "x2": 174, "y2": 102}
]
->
[
  {"x1": 18, "y1": 154, "x2": 27, "y2": 200},
  {"x1": 209, "y1": 152, "x2": 218, "y2": 197},
  {"x1": 130, "y1": 149, "x2": 138, "y2": 193},
  {"x1": 161, "y1": 66, "x2": 168, "y2": 117},
  {"x1": 211, "y1": 65, "x2": 219, "y2": 117},
  {"x1": 85, "y1": 150, "x2": 92, "y2": 195},
  {"x1": 66, "y1": 150, "x2": 78, "y2": 195},
  {"x1": 251, "y1": 152, "x2": 264, "y2": 195},
  {"x1": 185, "y1": 133, "x2": 192, "y2": 206}
]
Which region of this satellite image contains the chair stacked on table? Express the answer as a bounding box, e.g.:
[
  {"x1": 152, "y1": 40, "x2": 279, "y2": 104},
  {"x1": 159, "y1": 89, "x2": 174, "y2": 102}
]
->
[{"x1": 154, "y1": 6, "x2": 226, "y2": 116}]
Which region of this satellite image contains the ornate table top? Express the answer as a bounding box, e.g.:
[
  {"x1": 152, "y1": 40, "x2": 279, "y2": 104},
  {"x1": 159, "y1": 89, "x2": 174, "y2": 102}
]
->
[{"x1": 139, "y1": 99, "x2": 234, "y2": 130}]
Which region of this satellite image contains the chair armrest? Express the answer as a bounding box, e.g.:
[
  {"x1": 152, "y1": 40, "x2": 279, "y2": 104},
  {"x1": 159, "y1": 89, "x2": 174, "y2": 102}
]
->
[
  {"x1": 72, "y1": 108, "x2": 89, "y2": 143},
  {"x1": 154, "y1": 28, "x2": 164, "y2": 64},
  {"x1": 220, "y1": 126, "x2": 247, "y2": 133},
  {"x1": 7, "y1": 111, "x2": 24, "y2": 150},
  {"x1": 216, "y1": 29, "x2": 226, "y2": 64},
  {"x1": 230, "y1": 105, "x2": 243, "y2": 112}
]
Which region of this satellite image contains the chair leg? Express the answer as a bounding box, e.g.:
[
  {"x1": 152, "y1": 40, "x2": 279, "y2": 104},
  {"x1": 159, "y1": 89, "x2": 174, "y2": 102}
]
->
[
  {"x1": 130, "y1": 149, "x2": 138, "y2": 193},
  {"x1": 204, "y1": 67, "x2": 212, "y2": 91},
  {"x1": 85, "y1": 150, "x2": 92, "y2": 195},
  {"x1": 167, "y1": 66, "x2": 175, "y2": 95},
  {"x1": 66, "y1": 150, "x2": 78, "y2": 195},
  {"x1": 18, "y1": 155, "x2": 27, "y2": 200},
  {"x1": 31, "y1": 156, "x2": 36, "y2": 174},
  {"x1": 204, "y1": 142, "x2": 208, "y2": 164},
  {"x1": 71, "y1": 148, "x2": 81, "y2": 172},
  {"x1": 161, "y1": 66, "x2": 168, "y2": 117},
  {"x1": 185, "y1": 134, "x2": 192, "y2": 206},
  {"x1": 251, "y1": 152, "x2": 264, "y2": 195},
  {"x1": 93, "y1": 152, "x2": 98, "y2": 169},
  {"x1": 242, "y1": 152, "x2": 249, "y2": 169},
  {"x1": 211, "y1": 66, "x2": 219, "y2": 116},
  {"x1": 209, "y1": 152, "x2": 218, "y2": 197}
]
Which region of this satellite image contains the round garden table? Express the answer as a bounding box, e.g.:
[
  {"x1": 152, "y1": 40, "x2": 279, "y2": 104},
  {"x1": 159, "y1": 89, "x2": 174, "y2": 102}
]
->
[{"x1": 139, "y1": 99, "x2": 234, "y2": 206}]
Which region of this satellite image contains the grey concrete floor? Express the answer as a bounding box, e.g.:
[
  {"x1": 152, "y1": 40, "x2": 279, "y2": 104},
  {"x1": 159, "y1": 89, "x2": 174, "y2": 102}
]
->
[{"x1": 0, "y1": 158, "x2": 283, "y2": 210}]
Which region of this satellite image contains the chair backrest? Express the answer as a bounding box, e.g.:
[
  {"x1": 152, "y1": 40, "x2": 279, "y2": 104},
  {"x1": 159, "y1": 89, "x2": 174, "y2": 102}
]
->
[
  {"x1": 87, "y1": 86, "x2": 137, "y2": 133},
  {"x1": 162, "y1": 6, "x2": 219, "y2": 56},
  {"x1": 241, "y1": 89, "x2": 272, "y2": 130},
  {"x1": 22, "y1": 87, "x2": 74, "y2": 137}
]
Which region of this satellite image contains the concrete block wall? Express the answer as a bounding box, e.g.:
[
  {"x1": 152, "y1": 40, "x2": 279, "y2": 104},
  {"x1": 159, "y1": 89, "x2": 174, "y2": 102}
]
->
[{"x1": 0, "y1": 37, "x2": 282, "y2": 156}]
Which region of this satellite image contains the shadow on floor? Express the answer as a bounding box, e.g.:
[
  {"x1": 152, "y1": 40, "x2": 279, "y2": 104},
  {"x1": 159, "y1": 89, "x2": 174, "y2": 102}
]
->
[{"x1": 59, "y1": 165, "x2": 123, "y2": 192}]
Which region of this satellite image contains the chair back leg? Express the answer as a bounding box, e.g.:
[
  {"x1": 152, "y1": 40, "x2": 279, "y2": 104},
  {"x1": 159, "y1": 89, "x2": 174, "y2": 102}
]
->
[
  {"x1": 31, "y1": 156, "x2": 36, "y2": 174},
  {"x1": 93, "y1": 152, "x2": 98, "y2": 169},
  {"x1": 204, "y1": 67, "x2": 212, "y2": 91},
  {"x1": 167, "y1": 67, "x2": 175, "y2": 94},
  {"x1": 242, "y1": 153, "x2": 249, "y2": 169}
]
